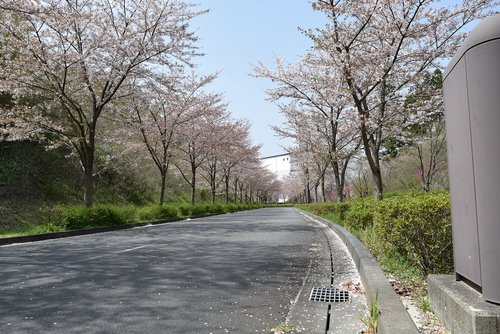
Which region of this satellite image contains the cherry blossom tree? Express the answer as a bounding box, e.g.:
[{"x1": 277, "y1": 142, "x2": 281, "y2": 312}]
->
[
  {"x1": 201, "y1": 118, "x2": 259, "y2": 204},
  {"x1": 253, "y1": 54, "x2": 360, "y2": 202},
  {"x1": 309, "y1": 0, "x2": 496, "y2": 200},
  {"x1": 221, "y1": 124, "x2": 261, "y2": 204},
  {"x1": 402, "y1": 69, "x2": 447, "y2": 192},
  {"x1": 126, "y1": 71, "x2": 217, "y2": 204},
  {"x1": 235, "y1": 160, "x2": 280, "y2": 204},
  {"x1": 200, "y1": 119, "x2": 232, "y2": 204},
  {"x1": 173, "y1": 97, "x2": 227, "y2": 205},
  {"x1": 0, "y1": 0, "x2": 203, "y2": 206}
]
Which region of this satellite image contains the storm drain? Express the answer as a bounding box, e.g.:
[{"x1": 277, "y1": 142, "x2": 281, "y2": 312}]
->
[{"x1": 309, "y1": 287, "x2": 350, "y2": 303}]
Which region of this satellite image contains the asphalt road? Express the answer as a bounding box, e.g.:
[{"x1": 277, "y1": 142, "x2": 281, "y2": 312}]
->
[{"x1": 0, "y1": 208, "x2": 329, "y2": 334}]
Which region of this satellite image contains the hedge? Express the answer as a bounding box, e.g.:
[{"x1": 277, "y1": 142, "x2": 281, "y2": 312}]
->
[
  {"x1": 373, "y1": 192, "x2": 452, "y2": 275},
  {"x1": 298, "y1": 191, "x2": 453, "y2": 275},
  {"x1": 36, "y1": 203, "x2": 265, "y2": 233},
  {"x1": 343, "y1": 198, "x2": 376, "y2": 230},
  {"x1": 41, "y1": 205, "x2": 136, "y2": 231},
  {"x1": 137, "y1": 205, "x2": 179, "y2": 222}
]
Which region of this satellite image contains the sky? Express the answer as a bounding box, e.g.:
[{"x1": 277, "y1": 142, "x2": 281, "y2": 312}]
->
[
  {"x1": 191, "y1": 0, "x2": 327, "y2": 158},
  {"x1": 191, "y1": 1, "x2": 491, "y2": 158}
]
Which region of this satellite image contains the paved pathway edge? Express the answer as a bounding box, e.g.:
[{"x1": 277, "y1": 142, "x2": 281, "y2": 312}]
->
[
  {"x1": 0, "y1": 213, "x2": 222, "y2": 247},
  {"x1": 298, "y1": 209, "x2": 419, "y2": 334}
]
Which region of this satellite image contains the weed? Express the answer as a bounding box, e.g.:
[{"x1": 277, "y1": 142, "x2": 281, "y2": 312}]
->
[
  {"x1": 267, "y1": 322, "x2": 294, "y2": 334},
  {"x1": 417, "y1": 296, "x2": 432, "y2": 313},
  {"x1": 359, "y1": 290, "x2": 379, "y2": 333}
]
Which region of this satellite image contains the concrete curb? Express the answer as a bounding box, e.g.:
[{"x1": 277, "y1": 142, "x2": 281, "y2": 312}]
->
[
  {"x1": 0, "y1": 212, "x2": 228, "y2": 247},
  {"x1": 0, "y1": 218, "x2": 185, "y2": 246},
  {"x1": 298, "y1": 209, "x2": 419, "y2": 334},
  {"x1": 428, "y1": 275, "x2": 500, "y2": 334}
]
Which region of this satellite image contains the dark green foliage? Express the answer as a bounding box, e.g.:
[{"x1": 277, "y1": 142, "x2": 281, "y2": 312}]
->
[
  {"x1": 199, "y1": 189, "x2": 209, "y2": 202},
  {"x1": 404, "y1": 69, "x2": 445, "y2": 137},
  {"x1": 137, "y1": 205, "x2": 179, "y2": 222},
  {"x1": 0, "y1": 91, "x2": 14, "y2": 109},
  {"x1": 95, "y1": 166, "x2": 154, "y2": 206},
  {"x1": 209, "y1": 204, "x2": 225, "y2": 214},
  {"x1": 191, "y1": 204, "x2": 210, "y2": 216},
  {"x1": 41, "y1": 205, "x2": 136, "y2": 230},
  {"x1": 177, "y1": 205, "x2": 192, "y2": 217},
  {"x1": 0, "y1": 141, "x2": 81, "y2": 202},
  {"x1": 0, "y1": 141, "x2": 154, "y2": 206},
  {"x1": 225, "y1": 204, "x2": 243, "y2": 213}
]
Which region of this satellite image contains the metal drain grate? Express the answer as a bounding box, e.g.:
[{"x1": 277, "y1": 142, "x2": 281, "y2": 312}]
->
[{"x1": 309, "y1": 287, "x2": 350, "y2": 303}]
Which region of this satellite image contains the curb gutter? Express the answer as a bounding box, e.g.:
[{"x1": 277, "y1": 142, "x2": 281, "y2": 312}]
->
[{"x1": 299, "y1": 209, "x2": 419, "y2": 334}]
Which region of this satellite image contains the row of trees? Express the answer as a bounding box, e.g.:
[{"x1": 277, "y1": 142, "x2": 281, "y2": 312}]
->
[
  {"x1": 254, "y1": 0, "x2": 497, "y2": 202},
  {"x1": 0, "y1": 0, "x2": 280, "y2": 207}
]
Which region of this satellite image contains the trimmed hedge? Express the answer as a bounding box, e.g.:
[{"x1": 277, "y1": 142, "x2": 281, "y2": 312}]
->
[
  {"x1": 373, "y1": 192, "x2": 452, "y2": 275},
  {"x1": 297, "y1": 201, "x2": 351, "y2": 221},
  {"x1": 298, "y1": 191, "x2": 453, "y2": 275},
  {"x1": 137, "y1": 205, "x2": 179, "y2": 222},
  {"x1": 35, "y1": 203, "x2": 265, "y2": 234},
  {"x1": 343, "y1": 198, "x2": 376, "y2": 230},
  {"x1": 41, "y1": 205, "x2": 136, "y2": 231}
]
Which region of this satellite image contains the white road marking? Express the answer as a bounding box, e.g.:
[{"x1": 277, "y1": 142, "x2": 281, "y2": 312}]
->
[
  {"x1": 285, "y1": 258, "x2": 313, "y2": 323},
  {"x1": 118, "y1": 245, "x2": 148, "y2": 253},
  {"x1": 77, "y1": 245, "x2": 149, "y2": 262}
]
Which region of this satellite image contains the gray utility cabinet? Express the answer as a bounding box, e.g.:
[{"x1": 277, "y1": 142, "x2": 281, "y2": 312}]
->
[{"x1": 444, "y1": 14, "x2": 500, "y2": 304}]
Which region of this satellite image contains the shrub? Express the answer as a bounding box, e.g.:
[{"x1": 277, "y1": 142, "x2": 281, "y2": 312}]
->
[
  {"x1": 298, "y1": 201, "x2": 352, "y2": 221},
  {"x1": 177, "y1": 205, "x2": 192, "y2": 217},
  {"x1": 374, "y1": 192, "x2": 452, "y2": 275},
  {"x1": 344, "y1": 198, "x2": 376, "y2": 231},
  {"x1": 191, "y1": 204, "x2": 210, "y2": 216},
  {"x1": 224, "y1": 204, "x2": 238, "y2": 213},
  {"x1": 209, "y1": 204, "x2": 226, "y2": 214},
  {"x1": 41, "y1": 205, "x2": 136, "y2": 230},
  {"x1": 137, "y1": 205, "x2": 178, "y2": 222}
]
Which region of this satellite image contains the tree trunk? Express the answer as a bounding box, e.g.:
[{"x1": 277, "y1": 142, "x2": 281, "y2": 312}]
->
[
  {"x1": 314, "y1": 183, "x2": 319, "y2": 203},
  {"x1": 84, "y1": 168, "x2": 94, "y2": 207},
  {"x1": 191, "y1": 171, "x2": 196, "y2": 205},
  {"x1": 321, "y1": 175, "x2": 326, "y2": 202},
  {"x1": 360, "y1": 119, "x2": 383, "y2": 201},
  {"x1": 211, "y1": 185, "x2": 216, "y2": 204},
  {"x1": 239, "y1": 184, "x2": 244, "y2": 204},
  {"x1": 225, "y1": 175, "x2": 230, "y2": 204},
  {"x1": 83, "y1": 125, "x2": 96, "y2": 207},
  {"x1": 305, "y1": 181, "x2": 311, "y2": 204},
  {"x1": 372, "y1": 168, "x2": 383, "y2": 201},
  {"x1": 159, "y1": 171, "x2": 167, "y2": 205},
  {"x1": 234, "y1": 178, "x2": 239, "y2": 203},
  {"x1": 332, "y1": 160, "x2": 344, "y2": 202}
]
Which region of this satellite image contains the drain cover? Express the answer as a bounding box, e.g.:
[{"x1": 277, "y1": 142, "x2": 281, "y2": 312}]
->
[{"x1": 309, "y1": 287, "x2": 350, "y2": 303}]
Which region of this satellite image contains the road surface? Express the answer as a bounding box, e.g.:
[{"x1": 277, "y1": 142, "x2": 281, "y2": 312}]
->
[{"x1": 0, "y1": 207, "x2": 363, "y2": 333}]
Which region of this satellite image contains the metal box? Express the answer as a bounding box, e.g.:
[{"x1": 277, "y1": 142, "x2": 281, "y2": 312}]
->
[{"x1": 444, "y1": 14, "x2": 500, "y2": 304}]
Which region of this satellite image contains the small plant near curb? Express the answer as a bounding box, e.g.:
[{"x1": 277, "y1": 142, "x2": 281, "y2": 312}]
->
[
  {"x1": 417, "y1": 296, "x2": 432, "y2": 313},
  {"x1": 267, "y1": 322, "x2": 294, "y2": 334},
  {"x1": 359, "y1": 290, "x2": 379, "y2": 334}
]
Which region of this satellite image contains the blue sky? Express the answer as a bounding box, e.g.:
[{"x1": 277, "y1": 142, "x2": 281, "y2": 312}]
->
[
  {"x1": 191, "y1": 1, "x2": 491, "y2": 158},
  {"x1": 192, "y1": 0, "x2": 326, "y2": 157}
]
